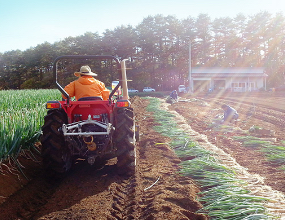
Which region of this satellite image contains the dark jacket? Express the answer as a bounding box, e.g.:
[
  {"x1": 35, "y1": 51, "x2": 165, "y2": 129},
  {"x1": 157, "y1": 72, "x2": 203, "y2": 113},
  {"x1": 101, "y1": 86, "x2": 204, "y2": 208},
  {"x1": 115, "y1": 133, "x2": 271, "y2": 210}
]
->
[
  {"x1": 170, "y1": 90, "x2": 178, "y2": 100},
  {"x1": 223, "y1": 105, "x2": 238, "y2": 121}
]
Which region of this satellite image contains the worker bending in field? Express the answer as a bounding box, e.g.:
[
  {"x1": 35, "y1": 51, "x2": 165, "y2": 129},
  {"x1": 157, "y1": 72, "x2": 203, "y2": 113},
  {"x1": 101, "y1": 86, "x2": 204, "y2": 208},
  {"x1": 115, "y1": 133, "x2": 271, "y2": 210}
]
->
[
  {"x1": 170, "y1": 90, "x2": 178, "y2": 101},
  {"x1": 221, "y1": 104, "x2": 239, "y2": 124},
  {"x1": 62, "y1": 65, "x2": 109, "y2": 101}
]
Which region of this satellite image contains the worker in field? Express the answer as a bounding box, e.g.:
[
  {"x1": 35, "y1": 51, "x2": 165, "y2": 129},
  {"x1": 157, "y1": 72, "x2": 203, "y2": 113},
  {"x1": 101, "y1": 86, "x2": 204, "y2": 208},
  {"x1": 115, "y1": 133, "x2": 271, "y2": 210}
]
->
[
  {"x1": 166, "y1": 90, "x2": 178, "y2": 104},
  {"x1": 170, "y1": 90, "x2": 178, "y2": 101},
  {"x1": 62, "y1": 65, "x2": 109, "y2": 101},
  {"x1": 221, "y1": 104, "x2": 239, "y2": 124}
]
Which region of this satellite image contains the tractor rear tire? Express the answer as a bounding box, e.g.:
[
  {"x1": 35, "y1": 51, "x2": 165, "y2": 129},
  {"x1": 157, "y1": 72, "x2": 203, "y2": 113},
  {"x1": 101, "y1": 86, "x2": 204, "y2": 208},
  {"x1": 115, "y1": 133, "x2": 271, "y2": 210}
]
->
[
  {"x1": 114, "y1": 108, "x2": 136, "y2": 176},
  {"x1": 40, "y1": 109, "x2": 72, "y2": 173}
]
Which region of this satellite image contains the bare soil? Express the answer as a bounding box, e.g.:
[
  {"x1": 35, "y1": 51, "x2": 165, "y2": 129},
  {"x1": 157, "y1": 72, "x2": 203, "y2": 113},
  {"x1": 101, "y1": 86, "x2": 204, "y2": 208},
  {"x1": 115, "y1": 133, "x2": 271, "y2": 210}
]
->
[{"x1": 1, "y1": 92, "x2": 285, "y2": 219}]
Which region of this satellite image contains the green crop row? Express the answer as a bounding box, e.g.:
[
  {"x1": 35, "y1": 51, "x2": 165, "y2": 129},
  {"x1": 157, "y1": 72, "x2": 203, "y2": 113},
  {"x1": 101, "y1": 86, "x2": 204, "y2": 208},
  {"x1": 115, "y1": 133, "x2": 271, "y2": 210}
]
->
[
  {"x1": 233, "y1": 135, "x2": 285, "y2": 168},
  {"x1": 0, "y1": 89, "x2": 61, "y2": 164},
  {"x1": 145, "y1": 97, "x2": 271, "y2": 219}
]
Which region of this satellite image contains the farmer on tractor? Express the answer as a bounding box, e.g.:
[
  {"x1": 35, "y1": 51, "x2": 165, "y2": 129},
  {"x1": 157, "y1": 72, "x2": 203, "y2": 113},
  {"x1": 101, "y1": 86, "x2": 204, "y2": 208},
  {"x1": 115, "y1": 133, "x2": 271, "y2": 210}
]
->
[
  {"x1": 41, "y1": 55, "x2": 137, "y2": 176},
  {"x1": 62, "y1": 65, "x2": 110, "y2": 101}
]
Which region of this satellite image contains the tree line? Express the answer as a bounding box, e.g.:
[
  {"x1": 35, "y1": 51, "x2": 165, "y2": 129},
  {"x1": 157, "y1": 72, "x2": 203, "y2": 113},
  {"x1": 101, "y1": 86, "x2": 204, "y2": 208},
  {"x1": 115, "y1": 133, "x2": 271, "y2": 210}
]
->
[{"x1": 0, "y1": 12, "x2": 284, "y2": 91}]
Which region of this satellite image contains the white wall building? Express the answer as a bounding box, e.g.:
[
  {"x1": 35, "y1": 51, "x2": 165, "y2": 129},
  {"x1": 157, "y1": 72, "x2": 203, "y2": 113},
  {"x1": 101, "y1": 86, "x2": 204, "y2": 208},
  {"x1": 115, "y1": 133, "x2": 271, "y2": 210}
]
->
[{"x1": 190, "y1": 67, "x2": 267, "y2": 92}]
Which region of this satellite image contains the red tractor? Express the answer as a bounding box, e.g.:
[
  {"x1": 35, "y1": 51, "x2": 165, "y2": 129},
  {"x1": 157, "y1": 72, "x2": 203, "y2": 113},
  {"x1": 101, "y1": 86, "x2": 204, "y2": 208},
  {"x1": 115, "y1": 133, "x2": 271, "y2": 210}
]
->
[{"x1": 40, "y1": 55, "x2": 137, "y2": 175}]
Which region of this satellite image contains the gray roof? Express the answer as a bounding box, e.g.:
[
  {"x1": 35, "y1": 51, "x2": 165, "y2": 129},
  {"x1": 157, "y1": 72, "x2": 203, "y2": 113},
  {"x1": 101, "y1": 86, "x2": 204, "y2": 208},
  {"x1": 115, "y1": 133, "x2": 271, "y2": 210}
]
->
[{"x1": 191, "y1": 67, "x2": 266, "y2": 77}]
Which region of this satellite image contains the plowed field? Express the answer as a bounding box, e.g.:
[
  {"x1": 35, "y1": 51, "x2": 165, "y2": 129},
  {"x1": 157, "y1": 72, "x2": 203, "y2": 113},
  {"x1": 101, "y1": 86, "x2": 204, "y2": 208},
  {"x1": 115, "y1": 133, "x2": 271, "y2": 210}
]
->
[{"x1": 0, "y1": 92, "x2": 285, "y2": 219}]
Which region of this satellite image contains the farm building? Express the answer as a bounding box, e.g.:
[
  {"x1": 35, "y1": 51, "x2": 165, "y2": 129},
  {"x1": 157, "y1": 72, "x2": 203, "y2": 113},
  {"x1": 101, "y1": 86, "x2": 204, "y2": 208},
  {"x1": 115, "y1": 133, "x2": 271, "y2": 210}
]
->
[{"x1": 190, "y1": 67, "x2": 267, "y2": 92}]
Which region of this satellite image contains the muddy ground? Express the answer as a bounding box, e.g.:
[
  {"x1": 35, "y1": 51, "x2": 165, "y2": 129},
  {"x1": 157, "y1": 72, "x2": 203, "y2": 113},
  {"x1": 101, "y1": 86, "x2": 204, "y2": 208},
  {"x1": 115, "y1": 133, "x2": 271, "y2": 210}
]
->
[{"x1": 0, "y1": 92, "x2": 285, "y2": 219}]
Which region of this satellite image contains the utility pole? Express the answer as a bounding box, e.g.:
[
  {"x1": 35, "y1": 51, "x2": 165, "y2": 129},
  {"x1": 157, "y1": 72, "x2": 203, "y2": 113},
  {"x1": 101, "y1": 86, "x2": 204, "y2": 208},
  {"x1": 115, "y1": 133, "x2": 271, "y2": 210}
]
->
[{"x1": 188, "y1": 42, "x2": 193, "y2": 93}]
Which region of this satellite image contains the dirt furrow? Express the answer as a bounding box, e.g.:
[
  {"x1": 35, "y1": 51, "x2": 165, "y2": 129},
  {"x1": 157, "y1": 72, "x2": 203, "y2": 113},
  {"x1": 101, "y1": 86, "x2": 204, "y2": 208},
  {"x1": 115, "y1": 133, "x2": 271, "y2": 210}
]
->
[
  {"x1": 203, "y1": 97, "x2": 285, "y2": 128},
  {"x1": 170, "y1": 96, "x2": 285, "y2": 194},
  {"x1": 109, "y1": 176, "x2": 138, "y2": 219},
  {"x1": 131, "y1": 97, "x2": 206, "y2": 220}
]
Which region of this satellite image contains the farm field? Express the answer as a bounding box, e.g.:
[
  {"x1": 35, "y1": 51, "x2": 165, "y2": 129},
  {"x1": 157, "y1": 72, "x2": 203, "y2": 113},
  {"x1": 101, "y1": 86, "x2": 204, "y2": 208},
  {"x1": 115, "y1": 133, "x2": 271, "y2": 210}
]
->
[
  {"x1": 182, "y1": 91, "x2": 285, "y2": 194},
  {"x1": 0, "y1": 92, "x2": 285, "y2": 218}
]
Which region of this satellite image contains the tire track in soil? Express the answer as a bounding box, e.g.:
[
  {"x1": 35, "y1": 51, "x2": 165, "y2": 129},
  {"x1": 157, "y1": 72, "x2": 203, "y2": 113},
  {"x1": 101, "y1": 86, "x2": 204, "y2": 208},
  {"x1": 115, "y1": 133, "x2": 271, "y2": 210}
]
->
[
  {"x1": 34, "y1": 163, "x2": 124, "y2": 220},
  {"x1": 0, "y1": 97, "x2": 207, "y2": 220},
  {"x1": 109, "y1": 175, "x2": 138, "y2": 219}
]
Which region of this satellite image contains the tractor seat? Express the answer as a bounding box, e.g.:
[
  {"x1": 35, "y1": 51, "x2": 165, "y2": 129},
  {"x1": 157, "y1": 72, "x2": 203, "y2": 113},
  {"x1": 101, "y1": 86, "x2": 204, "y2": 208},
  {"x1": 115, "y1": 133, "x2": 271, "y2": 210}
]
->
[{"x1": 78, "y1": 96, "x2": 103, "y2": 101}]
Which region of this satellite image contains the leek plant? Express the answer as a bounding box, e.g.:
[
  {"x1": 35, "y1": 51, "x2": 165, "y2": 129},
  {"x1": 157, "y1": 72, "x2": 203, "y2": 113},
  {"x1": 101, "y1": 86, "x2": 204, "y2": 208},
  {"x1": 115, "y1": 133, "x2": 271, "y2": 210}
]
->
[
  {"x1": 0, "y1": 89, "x2": 60, "y2": 170},
  {"x1": 233, "y1": 136, "x2": 285, "y2": 166},
  {"x1": 145, "y1": 97, "x2": 270, "y2": 219}
]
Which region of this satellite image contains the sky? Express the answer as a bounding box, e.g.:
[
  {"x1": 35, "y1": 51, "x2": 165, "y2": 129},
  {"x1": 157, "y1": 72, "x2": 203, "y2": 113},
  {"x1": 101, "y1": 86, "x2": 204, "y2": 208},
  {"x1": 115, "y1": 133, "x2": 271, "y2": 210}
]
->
[{"x1": 0, "y1": 0, "x2": 284, "y2": 53}]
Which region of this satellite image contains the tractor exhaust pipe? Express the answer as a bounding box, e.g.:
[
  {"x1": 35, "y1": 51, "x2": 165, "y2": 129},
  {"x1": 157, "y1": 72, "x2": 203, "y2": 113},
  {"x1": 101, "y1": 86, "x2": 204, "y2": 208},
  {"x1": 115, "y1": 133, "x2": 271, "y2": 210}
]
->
[{"x1": 121, "y1": 59, "x2": 129, "y2": 100}]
